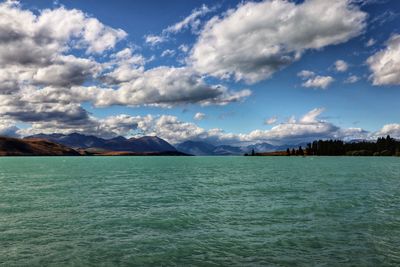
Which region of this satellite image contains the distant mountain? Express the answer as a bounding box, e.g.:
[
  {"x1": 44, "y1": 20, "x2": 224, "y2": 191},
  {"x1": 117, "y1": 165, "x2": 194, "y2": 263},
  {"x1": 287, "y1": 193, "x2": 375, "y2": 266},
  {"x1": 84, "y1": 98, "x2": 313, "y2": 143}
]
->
[
  {"x1": 0, "y1": 136, "x2": 80, "y2": 156},
  {"x1": 347, "y1": 139, "x2": 370, "y2": 143},
  {"x1": 176, "y1": 141, "x2": 243, "y2": 156},
  {"x1": 246, "y1": 142, "x2": 277, "y2": 152},
  {"x1": 212, "y1": 145, "x2": 243, "y2": 155},
  {"x1": 27, "y1": 133, "x2": 106, "y2": 149},
  {"x1": 25, "y1": 133, "x2": 177, "y2": 153},
  {"x1": 177, "y1": 140, "x2": 309, "y2": 155},
  {"x1": 176, "y1": 141, "x2": 215, "y2": 155},
  {"x1": 245, "y1": 142, "x2": 308, "y2": 153}
]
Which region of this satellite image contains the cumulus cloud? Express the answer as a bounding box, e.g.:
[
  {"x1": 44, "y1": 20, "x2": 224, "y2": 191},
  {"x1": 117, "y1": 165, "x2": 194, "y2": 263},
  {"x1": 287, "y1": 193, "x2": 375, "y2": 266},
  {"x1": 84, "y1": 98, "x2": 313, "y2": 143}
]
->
[
  {"x1": 334, "y1": 60, "x2": 349, "y2": 72},
  {"x1": 0, "y1": 90, "x2": 91, "y2": 125},
  {"x1": 97, "y1": 67, "x2": 251, "y2": 107},
  {"x1": 0, "y1": 1, "x2": 123, "y2": 92},
  {"x1": 238, "y1": 108, "x2": 373, "y2": 145},
  {"x1": 190, "y1": 0, "x2": 367, "y2": 83},
  {"x1": 0, "y1": 2, "x2": 126, "y2": 58},
  {"x1": 0, "y1": 118, "x2": 19, "y2": 137},
  {"x1": 367, "y1": 34, "x2": 400, "y2": 85},
  {"x1": 376, "y1": 124, "x2": 400, "y2": 138},
  {"x1": 133, "y1": 115, "x2": 212, "y2": 144},
  {"x1": 299, "y1": 108, "x2": 325, "y2": 123},
  {"x1": 194, "y1": 112, "x2": 206, "y2": 121},
  {"x1": 32, "y1": 55, "x2": 101, "y2": 87},
  {"x1": 302, "y1": 76, "x2": 334, "y2": 89},
  {"x1": 297, "y1": 70, "x2": 315, "y2": 79}
]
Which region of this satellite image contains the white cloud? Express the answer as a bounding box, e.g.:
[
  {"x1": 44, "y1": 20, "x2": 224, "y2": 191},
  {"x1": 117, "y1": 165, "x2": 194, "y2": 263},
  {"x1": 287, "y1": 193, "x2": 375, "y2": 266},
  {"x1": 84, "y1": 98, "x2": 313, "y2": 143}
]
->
[
  {"x1": 164, "y1": 4, "x2": 212, "y2": 34},
  {"x1": 111, "y1": 48, "x2": 146, "y2": 66},
  {"x1": 190, "y1": 0, "x2": 367, "y2": 83},
  {"x1": 32, "y1": 55, "x2": 101, "y2": 87},
  {"x1": 161, "y1": 49, "x2": 175, "y2": 57},
  {"x1": 376, "y1": 124, "x2": 400, "y2": 138},
  {"x1": 144, "y1": 34, "x2": 165, "y2": 46},
  {"x1": 298, "y1": 70, "x2": 334, "y2": 89},
  {"x1": 367, "y1": 34, "x2": 400, "y2": 85},
  {"x1": 240, "y1": 108, "x2": 370, "y2": 145},
  {"x1": 366, "y1": 38, "x2": 376, "y2": 47},
  {"x1": 194, "y1": 112, "x2": 206, "y2": 121},
  {"x1": 143, "y1": 4, "x2": 213, "y2": 46},
  {"x1": 344, "y1": 75, "x2": 360, "y2": 83},
  {"x1": 265, "y1": 116, "x2": 278, "y2": 125},
  {"x1": 334, "y1": 60, "x2": 349, "y2": 72},
  {"x1": 97, "y1": 66, "x2": 252, "y2": 107},
  {"x1": 10, "y1": 4, "x2": 125, "y2": 53},
  {"x1": 179, "y1": 44, "x2": 189, "y2": 53},
  {"x1": 0, "y1": 2, "x2": 125, "y2": 74},
  {"x1": 299, "y1": 108, "x2": 325, "y2": 123},
  {"x1": 302, "y1": 76, "x2": 334, "y2": 89},
  {"x1": 0, "y1": 118, "x2": 19, "y2": 137},
  {"x1": 297, "y1": 70, "x2": 315, "y2": 79}
]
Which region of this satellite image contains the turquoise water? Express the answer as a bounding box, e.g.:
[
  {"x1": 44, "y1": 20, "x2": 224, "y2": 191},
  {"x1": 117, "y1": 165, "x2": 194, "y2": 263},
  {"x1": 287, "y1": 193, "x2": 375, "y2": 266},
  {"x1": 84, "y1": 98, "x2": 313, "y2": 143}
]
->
[{"x1": 0, "y1": 156, "x2": 399, "y2": 266}]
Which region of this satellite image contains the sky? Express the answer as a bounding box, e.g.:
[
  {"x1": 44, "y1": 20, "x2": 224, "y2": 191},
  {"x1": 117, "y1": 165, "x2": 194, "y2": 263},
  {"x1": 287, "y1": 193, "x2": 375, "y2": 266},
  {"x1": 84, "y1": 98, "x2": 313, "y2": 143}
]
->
[{"x1": 0, "y1": 0, "x2": 400, "y2": 145}]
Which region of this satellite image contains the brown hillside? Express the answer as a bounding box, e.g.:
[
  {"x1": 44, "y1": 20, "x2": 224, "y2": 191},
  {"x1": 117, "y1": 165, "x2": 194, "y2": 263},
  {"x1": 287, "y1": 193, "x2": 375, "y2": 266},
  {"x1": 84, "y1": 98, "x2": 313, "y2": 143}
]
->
[{"x1": 0, "y1": 137, "x2": 80, "y2": 156}]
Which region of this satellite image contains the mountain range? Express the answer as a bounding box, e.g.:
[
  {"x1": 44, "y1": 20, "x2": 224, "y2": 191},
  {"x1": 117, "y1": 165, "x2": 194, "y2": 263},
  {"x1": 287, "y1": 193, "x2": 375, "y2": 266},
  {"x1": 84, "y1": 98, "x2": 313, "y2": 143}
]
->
[
  {"x1": 9, "y1": 133, "x2": 307, "y2": 156},
  {"x1": 25, "y1": 133, "x2": 177, "y2": 153},
  {"x1": 176, "y1": 141, "x2": 243, "y2": 156},
  {"x1": 176, "y1": 140, "x2": 305, "y2": 156}
]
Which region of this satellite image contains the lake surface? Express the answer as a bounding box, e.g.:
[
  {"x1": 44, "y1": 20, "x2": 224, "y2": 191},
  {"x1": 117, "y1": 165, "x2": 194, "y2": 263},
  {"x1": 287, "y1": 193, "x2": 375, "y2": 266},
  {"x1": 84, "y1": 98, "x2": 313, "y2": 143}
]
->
[{"x1": 0, "y1": 156, "x2": 399, "y2": 266}]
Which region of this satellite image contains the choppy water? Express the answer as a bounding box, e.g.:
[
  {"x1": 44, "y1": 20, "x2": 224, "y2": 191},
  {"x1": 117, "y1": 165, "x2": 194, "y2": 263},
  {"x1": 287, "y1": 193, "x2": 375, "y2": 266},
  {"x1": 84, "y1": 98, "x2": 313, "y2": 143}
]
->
[{"x1": 0, "y1": 156, "x2": 399, "y2": 266}]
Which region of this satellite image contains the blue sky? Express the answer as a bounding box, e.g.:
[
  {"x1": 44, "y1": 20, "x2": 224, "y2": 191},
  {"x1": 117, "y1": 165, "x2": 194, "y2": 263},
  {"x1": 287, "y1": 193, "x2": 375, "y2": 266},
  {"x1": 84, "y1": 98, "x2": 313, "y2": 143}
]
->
[{"x1": 0, "y1": 0, "x2": 400, "y2": 145}]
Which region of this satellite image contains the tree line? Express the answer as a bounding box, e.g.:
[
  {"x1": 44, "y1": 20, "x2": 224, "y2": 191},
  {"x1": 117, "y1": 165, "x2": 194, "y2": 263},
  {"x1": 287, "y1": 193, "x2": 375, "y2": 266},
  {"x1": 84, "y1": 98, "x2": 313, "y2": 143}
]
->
[{"x1": 286, "y1": 135, "x2": 400, "y2": 156}]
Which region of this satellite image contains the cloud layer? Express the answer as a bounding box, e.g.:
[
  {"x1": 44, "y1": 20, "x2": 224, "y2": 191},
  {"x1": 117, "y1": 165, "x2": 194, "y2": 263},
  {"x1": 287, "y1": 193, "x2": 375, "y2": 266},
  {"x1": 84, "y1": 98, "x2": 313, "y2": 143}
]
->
[
  {"x1": 0, "y1": 0, "x2": 398, "y2": 146},
  {"x1": 0, "y1": 1, "x2": 250, "y2": 139}
]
